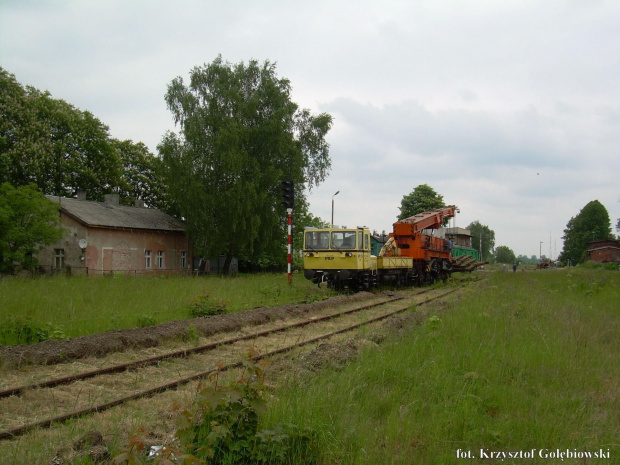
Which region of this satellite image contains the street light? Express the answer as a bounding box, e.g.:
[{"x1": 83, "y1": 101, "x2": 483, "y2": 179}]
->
[
  {"x1": 331, "y1": 191, "x2": 340, "y2": 227},
  {"x1": 539, "y1": 241, "x2": 544, "y2": 261}
]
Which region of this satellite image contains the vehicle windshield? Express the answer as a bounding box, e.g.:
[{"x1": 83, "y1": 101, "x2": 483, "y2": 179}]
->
[
  {"x1": 331, "y1": 231, "x2": 357, "y2": 249},
  {"x1": 305, "y1": 231, "x2": 330, "y2": 250}
]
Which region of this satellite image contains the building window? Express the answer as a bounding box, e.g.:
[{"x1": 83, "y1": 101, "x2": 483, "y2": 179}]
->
[
  {"x1": 157, "y1": 251, "x2": 164, "y2": 269},
  {"x1": 145, "y1": 250, "x2": 152, "y2": 269},
  {"x1": 54, "y1": 249, "x2": 65, "y2": 268},
  {"x1": 180, "y1": 251, "x2": 187, "y2": 269}
]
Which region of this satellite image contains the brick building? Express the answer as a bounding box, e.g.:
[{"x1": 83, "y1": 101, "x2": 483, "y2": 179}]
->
[
  {"x1": 586, "y1": 239, "x2": 620, "y2": 264},
  {"x1": 441, "y1": 227, "x2": 474, "y2": 248},
  {"x1": 38, "y1": 194, "x2": 191, "y2": 274}
]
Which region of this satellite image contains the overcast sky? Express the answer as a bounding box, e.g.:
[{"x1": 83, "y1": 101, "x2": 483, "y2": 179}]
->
[{"x1": 2, "y1": 0, "x2": 619, "y2": 259}]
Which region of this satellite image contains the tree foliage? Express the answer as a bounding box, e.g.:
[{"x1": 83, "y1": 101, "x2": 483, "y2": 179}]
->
[
  {"x1": 159, "y1": 56, "x2": 333, "y2": 271},
  {"x1": 559, "y1": 200, "x2": 611, "y2": 264},
  {"x1": 466, "y1": 221, "x2": 495, "y2": 262},
  {"x1": 113, "y1": 139, "x2": 166, "y2": 209},
  {"x1": 0, "y1": 183, "x2": 64, "y2": 273},
  {"x1": 494, "y1": 245, "x2": 516, "y2": 264},
  {"x1": 398, "y1": 184, "x2": 446, "y2": 220},
  {"x1": 0, "y1": 67, "x2": 165, "y2": 206}
]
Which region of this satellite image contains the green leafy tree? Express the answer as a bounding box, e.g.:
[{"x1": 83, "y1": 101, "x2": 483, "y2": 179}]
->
[
  {"x1": 0, "y1": 68, "x2": 121, "y2": 198},
  {"x1": 494, "y1": 245, "x2": 516, "y2": 264},
  {"x1": 1, "y1": 68, "x2": 165, "y2": 206},
  {"x1": 516, "y1": 254, "x2": 538, "y2": 265},
  {"x1": 112, "y1": 139, "x2": 166, "y2": 208},
  {"x1": 397, "y1": 184, "x2": 446, "y2": 220},
  {"x1": 466, "y1": 221, "x2": 495, "y2": 262},
  {"x1": 0, "y1": 183, "x2": 64, "y2": 273},
  {"x1": 559, "y1": 200, "x2": 611, "y2": 264},
  {"x1": 159, "y1": 56, "x2": 332, "y2": 273}
]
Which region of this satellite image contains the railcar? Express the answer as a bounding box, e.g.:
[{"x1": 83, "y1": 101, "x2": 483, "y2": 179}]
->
[
  {"x1": 303, "y1": 227, "x2": 377, "y2": 290},
  {"x1": 303, "y1": 206, "x2": 458, "y2": 290}
]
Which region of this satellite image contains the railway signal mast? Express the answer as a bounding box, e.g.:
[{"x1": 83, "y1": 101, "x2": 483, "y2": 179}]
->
[{"x1": 282, "y1": 179, "x2": 294, "y2": 283}]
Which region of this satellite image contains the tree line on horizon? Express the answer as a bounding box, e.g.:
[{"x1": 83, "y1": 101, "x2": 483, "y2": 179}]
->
[
  {"x1": 396, "y1": 185, "x2": 617, "y2": 266},
  {"x1": 1, "y1": 61, "x2": 617, "y2": 274}
]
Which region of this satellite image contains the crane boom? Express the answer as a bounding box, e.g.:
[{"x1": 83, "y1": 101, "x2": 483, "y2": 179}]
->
[{"x1": 395, "y1": 206, "x2": 456, "y2": 233}]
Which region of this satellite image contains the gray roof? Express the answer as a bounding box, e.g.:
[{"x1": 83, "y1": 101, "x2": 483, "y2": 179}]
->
[{"x1": 47, "y1": 196, "x2": 185, "y2": 232}]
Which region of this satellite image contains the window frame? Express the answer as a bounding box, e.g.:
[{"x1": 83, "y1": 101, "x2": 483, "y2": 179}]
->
[{"x1": 54, "y1": 248, "x2": 65, "y2": 268}]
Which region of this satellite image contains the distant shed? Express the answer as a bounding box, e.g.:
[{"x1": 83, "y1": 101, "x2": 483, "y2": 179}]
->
[{"x1": 586, "y1": 239, "x2": 620, "y2": 264}]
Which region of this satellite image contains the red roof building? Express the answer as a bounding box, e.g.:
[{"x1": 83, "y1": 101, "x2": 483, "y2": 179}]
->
[{"x1": 586, "y1": 239, "x2": 620, "y2": 264}]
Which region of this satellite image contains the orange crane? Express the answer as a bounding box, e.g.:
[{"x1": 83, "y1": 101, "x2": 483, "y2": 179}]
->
[{"x1": 381, "y1": 206, "x2": 456, "y2": 263}]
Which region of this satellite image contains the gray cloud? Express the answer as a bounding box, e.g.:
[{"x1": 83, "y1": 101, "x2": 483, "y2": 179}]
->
[{"x1": 2, "y1": 0, "x2": 619, "y2": 257}]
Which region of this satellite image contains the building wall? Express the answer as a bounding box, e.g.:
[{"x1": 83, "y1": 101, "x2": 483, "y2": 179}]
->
[
  {"x1": 587, "y1": 240, "x2": 620, "y2": 263},
  {"x1": 37, "y1": 214, "x2": 191, "y2": 274}
]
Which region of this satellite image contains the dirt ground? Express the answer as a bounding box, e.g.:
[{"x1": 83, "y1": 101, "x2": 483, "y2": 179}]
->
[{"x1": 0, "y1": 292, "x2": 384, "y2": 368}]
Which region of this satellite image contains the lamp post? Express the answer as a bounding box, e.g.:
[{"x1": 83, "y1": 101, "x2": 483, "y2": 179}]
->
[
  {"x1": 539, "y1": 241, "x2": 543, "y2": 261},
  {"x1": 331, "y1": 191, "x2": 340, "y2": 227}
]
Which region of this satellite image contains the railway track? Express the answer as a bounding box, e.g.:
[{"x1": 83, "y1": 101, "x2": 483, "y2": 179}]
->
[{"x1": 0, "y1": 287, "x2": 458, "y2": 442}]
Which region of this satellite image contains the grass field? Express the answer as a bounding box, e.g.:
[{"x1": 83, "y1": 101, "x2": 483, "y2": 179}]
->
[
  {"x1": 264, "y1": 268, "x2": 619, "y2": 464},
  {"x1": 0, "y1": 273, "x2": 332, "y2": 344},
  {"x1": 1, "y1": 268, "x2": 618, "y2": 464}
]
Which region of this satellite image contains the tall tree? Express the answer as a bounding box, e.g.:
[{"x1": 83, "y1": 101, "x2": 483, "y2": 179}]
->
[
  {"x1": 0, "y1": 68, "x2": 164, "y2": 206},
  {"x1": 494, "y1": 245, "x2": 516, "y2": 264},
  {"x1": 466, "y1": 221, "x2": 495, "y2": 262},
  {"x1": 159, "y1": 56, "x2": 332, "y2": 272},
  {"x1": 559, "y1": 200, "x2": 611, "y2": 264},
  {"x1": 113, "y1": 139, "x2": 166, "y2": 209},
  {"x1": 398, "y1": 184, "x2": 445, "y2": 220},
  {"x1": 0, "y1": 183, "x2": 64, "y2": 273}
]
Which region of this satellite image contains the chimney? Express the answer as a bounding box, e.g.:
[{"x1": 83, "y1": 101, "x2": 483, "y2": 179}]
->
[
  {"x1": 104, "y1": 194, "x2": 120, "y2": 206},
  {"x1": 77, "y1": 190, "x2": 87, "y2": 200}
]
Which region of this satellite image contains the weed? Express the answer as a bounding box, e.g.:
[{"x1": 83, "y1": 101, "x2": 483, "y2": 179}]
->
[
  {"x1": 188, "y1": 292, "x2": 230, "y2": 318},
  {"x1": 175, "y1": 352, "x2": 317, "y2": 464},
  {"x1": 135, "y1": 315, "x2": 156, "y2": 328},
  {"x1": 185, "y1": 323, "x2": 200, "y2": 343},
  {"x1": 0, "y1": 316, "x2": 66, "y2": 345}
]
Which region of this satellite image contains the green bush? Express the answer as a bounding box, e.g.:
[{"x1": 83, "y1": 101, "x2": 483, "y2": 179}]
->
[
  {"x1": 0, "y1": 316, "x2": 65, "y2": 345},
  {"x1": 135, "y1": 315, "x2": 156, "y2": 328},
  {"x1": 188, "y1": 292, "x2": 230, "y2": 318},
  {"x1": 580, "y1": 261, "x2": 619, "y2": 271},
  {"x1": 175, "y1": 355, "x2": 317, "y2": 464}
]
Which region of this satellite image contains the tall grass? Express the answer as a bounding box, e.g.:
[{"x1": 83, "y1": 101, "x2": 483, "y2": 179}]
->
[
  {"x1": 0, "y1": 273, "x2": 331, "y2": 343},
  {"x1": 265, "y1": 269, "x2": 620, "y2": 464}
]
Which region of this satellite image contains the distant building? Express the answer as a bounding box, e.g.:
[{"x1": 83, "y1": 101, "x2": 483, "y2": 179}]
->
[
  {"x1": 441, "y1": 227, "x2": 474, "y2": 248},
  {"x1": 586, "y1": 239, "x2": 620, "y2": 264},
  {"x1": 440, "y1": 227, "x2": 480, "y2": 260},
  {"x1": 370, "y1": 233, "x2": 389, "y2": 256},
  {"x1": 38, "y1": 193, "x2": 191, "y2": 275}
]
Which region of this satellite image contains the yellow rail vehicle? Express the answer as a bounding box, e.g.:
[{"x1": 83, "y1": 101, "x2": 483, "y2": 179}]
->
[
  {"x1": 303, "y1": 207, "x2": 460, "y2": 290},
  {"x1": 303, "y1": 227, "x2": 377, "y2": 290}
]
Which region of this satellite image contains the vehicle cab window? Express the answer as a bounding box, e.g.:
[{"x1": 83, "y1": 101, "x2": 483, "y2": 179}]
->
[
  {"x1": 331, "y1": 231, "x2": 356, "y2": 249},
  {"x1": 305, "y1": 231, "x2": 330, "y2": 250}
]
